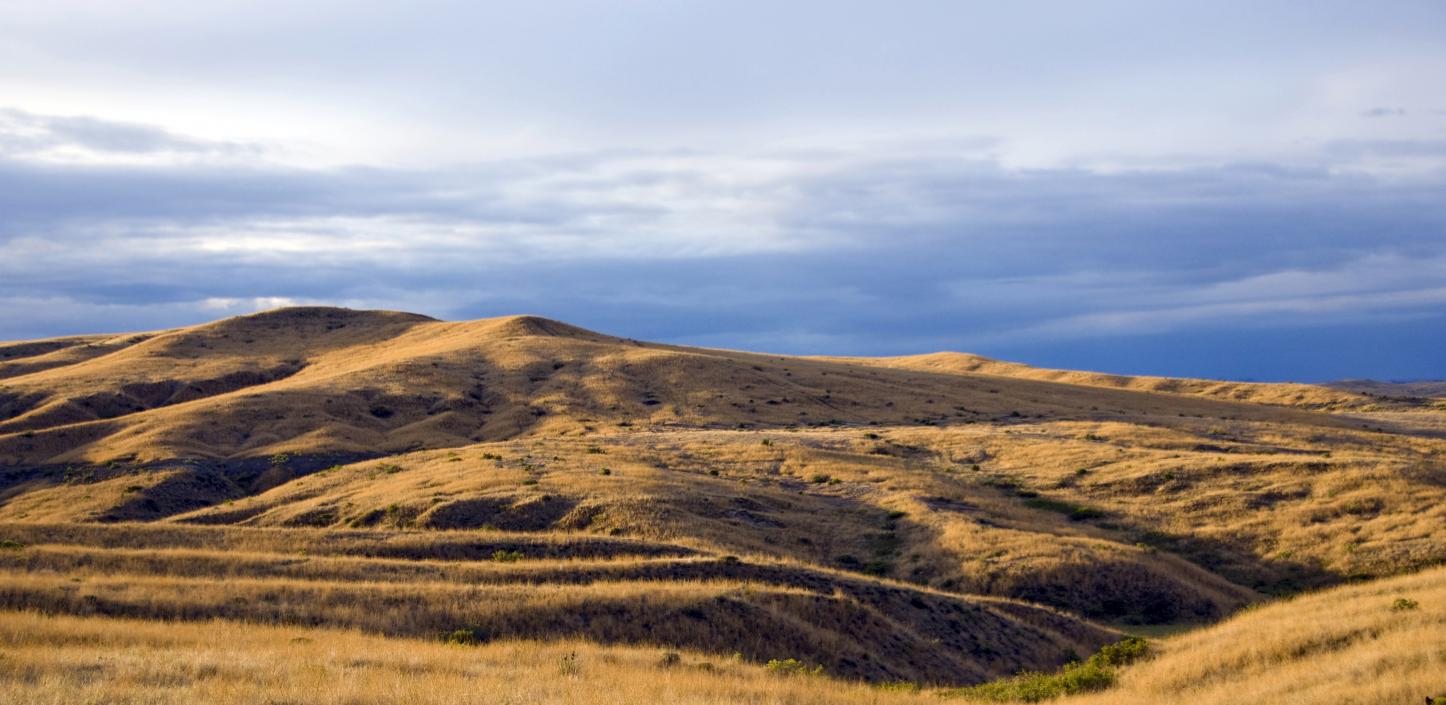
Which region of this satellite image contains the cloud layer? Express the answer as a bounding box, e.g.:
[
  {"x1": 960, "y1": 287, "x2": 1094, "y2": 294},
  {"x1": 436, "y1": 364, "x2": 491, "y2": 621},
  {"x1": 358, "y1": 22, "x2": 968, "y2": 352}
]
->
[
  {"x1": 1, "y1": 108, "x2": 1443, "y2": 381},
  {"x1": 3, "y1": 2, "x2": 1445, "y2": 380}
]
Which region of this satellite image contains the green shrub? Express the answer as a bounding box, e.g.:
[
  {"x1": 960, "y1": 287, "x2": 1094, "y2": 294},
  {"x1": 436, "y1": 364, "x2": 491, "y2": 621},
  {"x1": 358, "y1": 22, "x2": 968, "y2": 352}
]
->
[
  {"x1": 598, "y1": 467, "x2": 612, "y2": 476},
  {"x1": 0, "y1": 539, "x2": 24, "y2": 551},
  {"x1": 1391, "y1": 597, "x2": 1419, "y2": 611},
  {"x1": 765, "y1": 658, "x2": 823, "y2": 677},
  {"x1": 943, "y1": 637, "x2": 1148, "y2": 702},
  {"x1": 658, "y1": 651, "x2": 682, "y2": 668},
  {"x1": 376, "y1": 463, "x2": 403, "y2": 474},
  {"x1": 585, "y1": 446, "x2": 606, "y2": 454},
  {"x1": 810, "y1": 473, "x2": 832, "y2": 483},
  {"x1": 443, "y1": 628, "x2": 480, "y2": 646},
  {"x1": 269, "y1": 452, "x2": 291, "y2": 466},
  {"x1": 491, "y1": 550, "x2": 524, "y2": 563}
]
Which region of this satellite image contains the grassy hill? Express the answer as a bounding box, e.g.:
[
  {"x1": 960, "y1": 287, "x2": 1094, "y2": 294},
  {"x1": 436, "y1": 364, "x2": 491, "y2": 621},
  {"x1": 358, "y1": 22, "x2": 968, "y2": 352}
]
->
[
  {"x1": 0, "y1": 306, "x2": 1442, "y2": 698},
  {"x1": 1, "y1": 564, "x2": 1439, "y2": 705}
]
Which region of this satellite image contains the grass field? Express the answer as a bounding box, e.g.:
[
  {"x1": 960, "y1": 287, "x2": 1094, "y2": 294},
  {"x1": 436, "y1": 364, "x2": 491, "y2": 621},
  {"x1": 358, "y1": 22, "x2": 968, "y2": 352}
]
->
[{"x1": 1, "y1": 307, "x2": 1443, "y2": 702}]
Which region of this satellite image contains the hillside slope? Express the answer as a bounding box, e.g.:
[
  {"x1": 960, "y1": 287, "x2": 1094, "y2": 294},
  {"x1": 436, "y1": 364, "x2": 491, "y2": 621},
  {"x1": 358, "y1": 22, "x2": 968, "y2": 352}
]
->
[
  {"x1": 2, "y1": 563, "x2": 1440, "y2": 704},
  {"x1": 0, "y1": 307, "x2": 1443, "y2": 689},
  {"x1": 0, "y1": 307, "x2": 1387, "y2": 466},
  {"x1": 1064, "y1": 564, "x2": 1446, "y2": 705}
]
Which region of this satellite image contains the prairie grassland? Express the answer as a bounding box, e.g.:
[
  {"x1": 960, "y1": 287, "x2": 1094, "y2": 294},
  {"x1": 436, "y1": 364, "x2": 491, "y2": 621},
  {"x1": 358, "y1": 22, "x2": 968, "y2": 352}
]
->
[
  {"x1": 3, "y1": 308, "x2": 1445, "y2": 699},
  {"x1": 0, "y1": 308, "x2": 1397, "y2": 467},
  {"x1": 1063, "y1": 564, "x2": 1446, "y2": 705},
  {"x1": 152, "y1": 417, "x2": 1444, "y2": 621},
  {"x1": 2, "y1": 565, "x2": 1441, "y2": 705},
  {"x1": 0, "y1": 610, "x2": 937, "y2": 705},
  {"x1": 0, "y1": 522, "x2": 1113, "y2": 685}
]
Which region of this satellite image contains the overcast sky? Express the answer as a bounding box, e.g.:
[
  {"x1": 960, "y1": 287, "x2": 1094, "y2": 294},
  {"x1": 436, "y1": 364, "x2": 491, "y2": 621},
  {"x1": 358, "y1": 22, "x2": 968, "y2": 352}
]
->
[{"x1": 2, "y1": 1, "x2": 1444, "y2": 381}]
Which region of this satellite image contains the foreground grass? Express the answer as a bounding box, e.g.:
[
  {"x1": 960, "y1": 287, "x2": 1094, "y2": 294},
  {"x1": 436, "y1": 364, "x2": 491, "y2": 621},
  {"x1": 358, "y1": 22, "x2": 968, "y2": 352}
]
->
[
  {"x1": 1057, "y1": 565, "x2": 1446, "y2": 705},
  {"x1": 3, "y1": 565, "x2": 1443, "y2": 704},
  {"x1": 0, "y1": 610, "x2": 933, "y2": 705}
]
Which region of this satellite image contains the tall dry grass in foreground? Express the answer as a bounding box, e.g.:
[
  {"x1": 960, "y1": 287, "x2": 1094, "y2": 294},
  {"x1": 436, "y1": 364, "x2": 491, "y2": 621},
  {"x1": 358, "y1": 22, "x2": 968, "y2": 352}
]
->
[
  {"x1": 2, "y1": 565, "x2": 1442, "y2": 704},
  {"x1": 1063, "y1": 564, "x2": 1446, "y2": 705},
  {"x1": 0, "y1": 610, "x2": 932, "y2": 705}
]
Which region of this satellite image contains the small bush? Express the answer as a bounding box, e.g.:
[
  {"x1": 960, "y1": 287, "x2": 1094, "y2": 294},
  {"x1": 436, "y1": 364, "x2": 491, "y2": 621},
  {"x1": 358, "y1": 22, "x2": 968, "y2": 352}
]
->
[
  {"x1": 810, "y1": 473, "x2": 832, "y2": 483},
  {"x1": 376, "y1": 464, "x2": 403, "y2": 474},
  {"x1": 598, "y1": 467, "x2": 612, "y2": 476},
  {"x1": 0, "y1": 539, "x2": 24, "y2": 551},
  {"x1": 944, "y1": 637, "x2": 1148, "y2": 702},
  {"x1": 444, "y1": 628, "x2": 480, "y2": 646},
  {"x1": 491, "y1": 550, "x2": 524, "y2": 563},
  {"x1": 1391, "y1": 597, "x2": 1419, "y2": 611},
  {"x1": 585, "y1": 446, "x2": 605, "y2": 454},
  {"x1": 760, "y1": 438, "x2": 772, "y2": 446},
  {"x1": 765, "y1": 658, "x2": 823, "y2": 677},
  {"x1": 657, "y1": 651, "x2": 682, "y2": 668},
  {"x1": 269, "y1": 452, "x2": 291, "y2": 466}
]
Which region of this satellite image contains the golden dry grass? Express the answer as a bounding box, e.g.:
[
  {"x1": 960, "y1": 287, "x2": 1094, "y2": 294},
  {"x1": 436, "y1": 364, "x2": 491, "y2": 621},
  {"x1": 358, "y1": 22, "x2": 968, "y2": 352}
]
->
[
  {"x1": 1, "y1": 306, "x2": 1444, "y2": 698},
  {"x1": 0, "y1": 522, "x2": 1114, "y2": 685},
  {"x1": 2, "y1": 564, "x2": 1441, "y2": 704},
  {"x1": 0, "y1": 306, "x2": 1406, "y2": 466},
  {"x1": 0, "y1": 610, "x2": 938, "y2": 705},
  {"x1": 1063, "y1": 564, "x2": 1446, "y2": 705}
]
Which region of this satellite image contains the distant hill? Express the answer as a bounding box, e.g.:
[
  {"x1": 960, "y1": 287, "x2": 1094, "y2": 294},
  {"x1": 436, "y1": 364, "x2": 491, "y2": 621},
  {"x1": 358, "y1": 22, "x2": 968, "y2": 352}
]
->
[
  {"x1": 0, "y1": 306, "x2": 1403, "y2": 466},
  {"x1": 1328, "y1": 378, "x2": 1446, "y2": 400}
]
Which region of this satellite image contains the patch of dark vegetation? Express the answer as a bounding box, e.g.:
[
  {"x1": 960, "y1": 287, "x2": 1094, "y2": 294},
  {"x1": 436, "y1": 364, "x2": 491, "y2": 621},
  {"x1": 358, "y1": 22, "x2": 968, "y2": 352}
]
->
[
  {"x1": 1022, "y1": 497, "x2": 1106, "y2": 521},
  {"x1": 942, "y1": 637, "x2": 1150, "y2": 702}
]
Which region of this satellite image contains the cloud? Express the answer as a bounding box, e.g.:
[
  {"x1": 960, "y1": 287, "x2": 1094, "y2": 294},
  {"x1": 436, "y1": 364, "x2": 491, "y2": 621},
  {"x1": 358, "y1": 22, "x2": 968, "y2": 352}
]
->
[
  {"x1": 1360, "y1": 107, "x2": 1407, "y2": 117},
  {"x1": 0, "y1": 108, "x2": 1444, "y2": 381},
  {"x1": 0, "y1": 108, "x2": 261, "y2": 163}
]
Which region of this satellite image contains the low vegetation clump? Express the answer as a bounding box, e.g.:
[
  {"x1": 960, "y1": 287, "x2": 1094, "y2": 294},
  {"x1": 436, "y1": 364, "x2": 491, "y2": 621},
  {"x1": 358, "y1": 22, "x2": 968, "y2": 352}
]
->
[
  {"x1": 490, "y1": 549, "x2": 524, "y2": 563},
  {"x1": 765, "y1": 658, "x2": 824, "y2": 677},
  {"x1": 944, "y1": 638, "x2": 1148, "y2": 702}
]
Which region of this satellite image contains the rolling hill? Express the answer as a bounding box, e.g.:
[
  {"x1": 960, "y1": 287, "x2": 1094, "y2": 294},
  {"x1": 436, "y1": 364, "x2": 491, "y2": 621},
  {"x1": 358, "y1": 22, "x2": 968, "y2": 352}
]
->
[{"x1": 0, "y1": 306, "x2": 1443, "y2": 695}]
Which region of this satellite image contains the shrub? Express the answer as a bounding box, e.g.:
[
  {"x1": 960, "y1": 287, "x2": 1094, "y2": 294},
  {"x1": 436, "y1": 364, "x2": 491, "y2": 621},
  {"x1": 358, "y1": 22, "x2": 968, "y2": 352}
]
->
[
  {"x1": 269, "y1": 452, "x2": 291, "y2": 466},
  {"x1": 1391, "y1": 597, "x2": 1419, "y2": 611},
  {"x1": 376, "y1": 464, "x2": 403, "y2": 474},
  {"x1": 585, "y1": 446, "x2": 605, "y2": 454},
  {"x1": 810, "y1": 473, "x2": 832, "y2": 483},
  {"x1": 0, "y1": 539, "x2": 24, "y2": 551},
  {"x1": 765, "y1": 658, "x2": 823, "y2": 677},
  {"x1": 657, "y1": 651, "x2": 682, "y2": 669},
  {"x1": 760, "y1": 438, "x2": 772, "y2": 446},
  {"x1": 491, "y1": 550, "x2": 523, "y2": 563},
  {"x1": 943, "y1": 637, "x2": 1148, "y2": 702},
  {"x1": 444, "y1": 628, "x2": 479, "y2": 646},
  {"x1": 598, "y1": 467, "x2": 612, "y2": 476}
]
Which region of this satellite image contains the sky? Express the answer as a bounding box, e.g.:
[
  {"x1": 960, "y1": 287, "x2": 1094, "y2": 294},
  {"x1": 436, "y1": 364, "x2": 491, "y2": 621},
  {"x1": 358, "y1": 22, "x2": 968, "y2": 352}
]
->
[{"x1": 1, "y1": 1, "x2": 1444, "y2": 381}]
